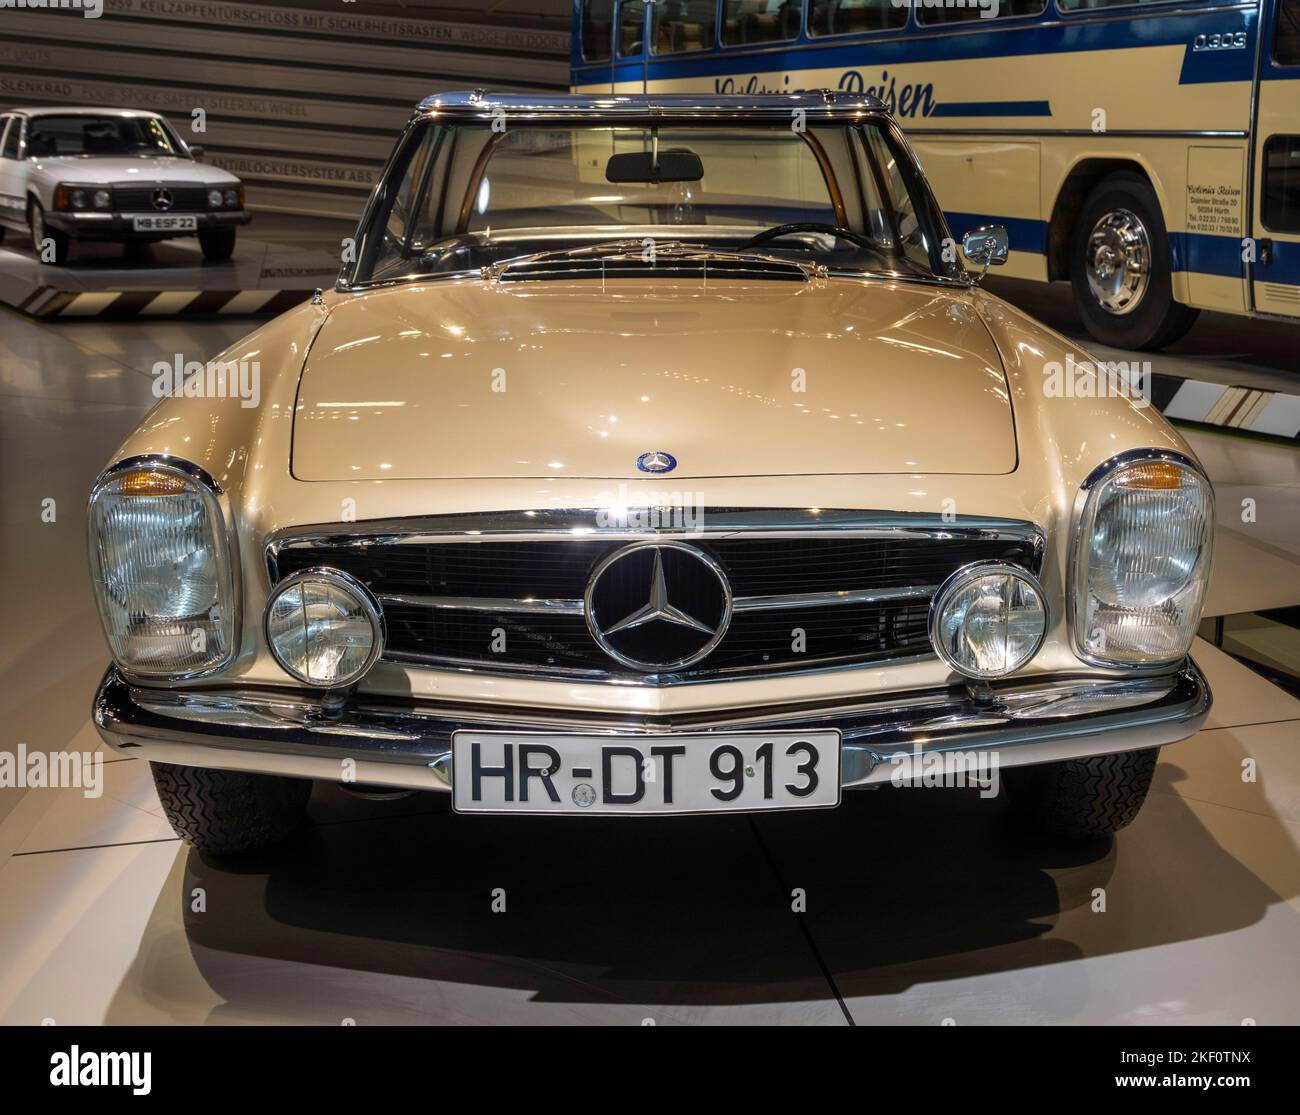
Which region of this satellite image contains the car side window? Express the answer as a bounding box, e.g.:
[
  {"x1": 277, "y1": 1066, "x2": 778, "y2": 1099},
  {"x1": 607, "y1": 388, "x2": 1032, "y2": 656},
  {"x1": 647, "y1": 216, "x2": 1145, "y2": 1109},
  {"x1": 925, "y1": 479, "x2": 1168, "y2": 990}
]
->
[
  {"x1": 860, "y1": 127, "x2": 930, "y2": 272},
  {"x1": 0, "y1": 118, "x2": 20, "y2": 160}
]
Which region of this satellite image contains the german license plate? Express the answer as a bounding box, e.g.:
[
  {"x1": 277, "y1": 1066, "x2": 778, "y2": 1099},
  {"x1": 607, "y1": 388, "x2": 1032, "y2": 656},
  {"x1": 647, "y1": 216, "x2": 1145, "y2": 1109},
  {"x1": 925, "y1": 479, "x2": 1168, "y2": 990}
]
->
[
  {"x1": 131, "y1": 215, "x2": 197, "y2": 231},
  {"x1": 451, "y1": 730, "x2": 840, "y2": 815}
]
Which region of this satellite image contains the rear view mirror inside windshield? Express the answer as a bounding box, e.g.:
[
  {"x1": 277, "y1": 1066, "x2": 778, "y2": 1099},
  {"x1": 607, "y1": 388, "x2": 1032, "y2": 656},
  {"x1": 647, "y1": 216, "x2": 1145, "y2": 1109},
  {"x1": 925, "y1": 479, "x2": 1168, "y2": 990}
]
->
[{"x1": 606, "y1": 148, "x2": 703, "y2": 183}]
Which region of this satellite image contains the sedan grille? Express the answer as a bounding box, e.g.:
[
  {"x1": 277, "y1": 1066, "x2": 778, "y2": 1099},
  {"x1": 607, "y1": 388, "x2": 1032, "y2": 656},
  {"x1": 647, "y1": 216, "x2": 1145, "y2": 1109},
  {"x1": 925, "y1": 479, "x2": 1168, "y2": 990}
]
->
[
  {"x1": 112, "y1": 185, "x2": 213, "y2": 211},
  {"x1": 268, "y1": 511, "x2": 1043, "y2": 685}
]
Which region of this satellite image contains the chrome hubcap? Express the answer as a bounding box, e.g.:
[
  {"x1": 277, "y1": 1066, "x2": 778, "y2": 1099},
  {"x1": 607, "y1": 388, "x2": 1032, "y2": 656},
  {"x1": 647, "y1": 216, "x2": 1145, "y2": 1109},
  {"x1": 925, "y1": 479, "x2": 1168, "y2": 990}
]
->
[{"x1": 1085, "y1": 208, "x2": 1151, "y2": 316}]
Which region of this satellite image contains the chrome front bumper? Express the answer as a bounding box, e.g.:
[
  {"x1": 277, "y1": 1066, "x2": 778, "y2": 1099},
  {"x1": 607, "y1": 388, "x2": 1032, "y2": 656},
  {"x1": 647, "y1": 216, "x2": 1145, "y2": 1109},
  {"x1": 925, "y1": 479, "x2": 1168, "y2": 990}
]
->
[{"x1": 93, "y1": 661, "x2": 1211, "y2": 794}]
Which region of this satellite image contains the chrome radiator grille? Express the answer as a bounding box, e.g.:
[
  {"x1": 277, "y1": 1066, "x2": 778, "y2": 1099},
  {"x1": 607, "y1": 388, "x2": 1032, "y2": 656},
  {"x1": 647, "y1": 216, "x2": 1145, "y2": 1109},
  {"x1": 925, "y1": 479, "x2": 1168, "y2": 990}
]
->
[
  {"x1": 113, "y1": 186, "x2": 212, "y2": 211},
  {"x1": 267, "y1": 511, "x2": 1044, "y2": 684}
]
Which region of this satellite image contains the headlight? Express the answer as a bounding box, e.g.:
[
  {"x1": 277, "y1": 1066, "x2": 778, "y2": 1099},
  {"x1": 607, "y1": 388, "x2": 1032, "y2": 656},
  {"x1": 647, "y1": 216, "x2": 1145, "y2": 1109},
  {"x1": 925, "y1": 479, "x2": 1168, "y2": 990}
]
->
[
  {"x1": 224, "y1": 188, "x2": 239, "y2": 207},
  {"x1": 70, "y1": 189, "x2": 87, "y2": 209},
  {"x1": 265, "y1": 569, "x2": 383, "y2": 687},
  {"x1": 207, "y1": 188, "x2": 224, "y2": 208},
  {"x1": 1072, "y1": 452, "x2": 1213, "y2": 667},
  {"x1": 929, "y1": 562, "x2": 1048, "y2": 679},
  {"x1": 87, "y1": 459, "x2": 237, "y2": 677},
  {"x1": 93, "y1": 189, "x2": 111, "y2": 209}
]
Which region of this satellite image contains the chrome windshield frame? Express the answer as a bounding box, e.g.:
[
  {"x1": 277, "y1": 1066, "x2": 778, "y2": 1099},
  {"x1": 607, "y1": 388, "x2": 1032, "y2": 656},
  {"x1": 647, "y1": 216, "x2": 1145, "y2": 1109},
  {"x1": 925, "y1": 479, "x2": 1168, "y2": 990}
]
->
[{"x1": 338, "y1": 91, "x2": 968, "y2": 293}]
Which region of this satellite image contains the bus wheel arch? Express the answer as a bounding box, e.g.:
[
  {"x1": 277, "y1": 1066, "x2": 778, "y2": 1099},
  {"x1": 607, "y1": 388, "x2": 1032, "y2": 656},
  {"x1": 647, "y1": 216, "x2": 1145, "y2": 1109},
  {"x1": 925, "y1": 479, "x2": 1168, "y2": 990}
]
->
[
  {"x1": 1047, "y1": 158, "x2": 1153, "y2": 282},
  {"x1": 1052, "y1": 164, "x2": 1198, "y2": 349}
]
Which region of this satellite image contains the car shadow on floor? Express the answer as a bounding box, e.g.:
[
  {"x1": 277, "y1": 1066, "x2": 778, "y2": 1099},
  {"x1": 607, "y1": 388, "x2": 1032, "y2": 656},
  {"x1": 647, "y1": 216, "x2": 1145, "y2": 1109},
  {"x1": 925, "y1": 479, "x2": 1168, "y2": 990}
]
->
[{"x1": 156, "y1": 768, "x2": 1292, "y2": 1016}]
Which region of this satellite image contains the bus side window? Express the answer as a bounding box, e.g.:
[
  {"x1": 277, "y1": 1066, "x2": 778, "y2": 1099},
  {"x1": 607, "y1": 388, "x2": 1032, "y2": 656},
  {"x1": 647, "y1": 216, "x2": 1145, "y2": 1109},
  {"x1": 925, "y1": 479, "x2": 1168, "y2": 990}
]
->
[
  {"x1": 1277, "y1": 0, "x2": 1300, "y2": 65},
  {"x1": 1262, "y1": 136, "x2": 1300, "y2": 234},
  {"x1": 652, "y1": 1, "x2": 717, "y2": 53},
  {"x1": 721, "y1": 1, "x2": 801, "y2": 46},
  {"x1": 811, "y1": 0, "x2": 906, "y2": 37},
  {"x1": 618, "y1": 0, "x2": 645, "y2": 57},
  {"x1": 581, "y1": 0, "x2": 615, "y2": 62}
]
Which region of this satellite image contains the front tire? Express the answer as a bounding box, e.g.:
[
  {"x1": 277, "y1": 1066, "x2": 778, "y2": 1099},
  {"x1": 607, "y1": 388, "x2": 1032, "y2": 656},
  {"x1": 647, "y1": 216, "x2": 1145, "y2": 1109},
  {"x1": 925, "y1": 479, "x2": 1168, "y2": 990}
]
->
[
  {"x1": 29, "y1": 200, "x2": 69, "y2": 264},
  {"x1": 1070, "y1": 173, "x2": 1198, "y2": 350},
  {"x1": 198, "y1": 227, "x2": 236, "y2": 261},
  {"x1": 151, "y1": 762, "x2": 311, "y2": 855},
  {"x1": 1005, "y1": 748, "x2": 1159, "y2": 839}
]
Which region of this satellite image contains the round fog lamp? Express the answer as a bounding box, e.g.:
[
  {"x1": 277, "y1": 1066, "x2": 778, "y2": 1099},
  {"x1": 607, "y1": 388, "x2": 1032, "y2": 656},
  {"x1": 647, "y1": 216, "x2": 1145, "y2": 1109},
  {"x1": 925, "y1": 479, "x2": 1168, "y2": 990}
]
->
[
  {"x1": 265, "y1": 568, "x2": 383, "y2": 686},
  {"x1": 929, "y1": 562, "x2": 1048, "y2": 679}
]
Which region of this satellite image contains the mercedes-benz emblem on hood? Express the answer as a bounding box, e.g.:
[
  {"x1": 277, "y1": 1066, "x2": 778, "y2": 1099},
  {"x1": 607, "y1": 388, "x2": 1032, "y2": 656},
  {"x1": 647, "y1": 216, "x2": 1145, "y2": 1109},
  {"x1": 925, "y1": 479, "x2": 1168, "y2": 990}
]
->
[
  {"x1": 584, "y1": 541, "x2": 732, "y2": 671},
  {"x1": 151, "y1": 187, "x2": 174, "y2": 211},
  {"x1": 635, "y1": 450, "x2": 676, "y2": 474}
]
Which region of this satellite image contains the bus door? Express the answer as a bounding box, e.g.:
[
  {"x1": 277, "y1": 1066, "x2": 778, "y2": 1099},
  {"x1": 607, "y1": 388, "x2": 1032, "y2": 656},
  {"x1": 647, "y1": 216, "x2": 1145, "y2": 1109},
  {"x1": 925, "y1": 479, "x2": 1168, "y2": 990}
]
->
[
  {"x1": 612, "y1": 1, "x2": 651, "y2": 93},
  {"x1": 1252, "y1": 0, "x2": 1300, "y2": 318}
]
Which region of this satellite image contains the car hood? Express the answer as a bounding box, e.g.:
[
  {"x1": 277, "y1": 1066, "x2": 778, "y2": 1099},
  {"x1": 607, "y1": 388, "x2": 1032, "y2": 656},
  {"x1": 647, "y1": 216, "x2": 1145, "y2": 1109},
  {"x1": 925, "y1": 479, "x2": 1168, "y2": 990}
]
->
[
  {"x1": 28, "y1": 155, "x2": 238, "y2": 186},
  {"x1": 292, "y1": 276, "x2": 1017, "y2": 481}
]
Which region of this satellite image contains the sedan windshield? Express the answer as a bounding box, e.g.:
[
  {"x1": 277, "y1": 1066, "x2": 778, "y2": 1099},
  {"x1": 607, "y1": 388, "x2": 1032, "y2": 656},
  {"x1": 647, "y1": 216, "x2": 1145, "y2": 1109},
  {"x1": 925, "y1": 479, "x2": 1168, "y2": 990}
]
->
[
  {"x1": 26, "y1": 115, "x2": 183, "y2": 159},
  {"x1": 353, "y1": 119, "x2": 958, "y2": 285}
]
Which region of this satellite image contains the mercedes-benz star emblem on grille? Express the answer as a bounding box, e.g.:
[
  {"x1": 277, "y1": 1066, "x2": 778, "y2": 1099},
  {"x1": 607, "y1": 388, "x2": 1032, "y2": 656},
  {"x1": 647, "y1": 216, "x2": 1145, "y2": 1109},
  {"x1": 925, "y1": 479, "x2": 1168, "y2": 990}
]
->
[
  {"x1": 635, "y1": 450, "x2": 677, "y2": 474},
  {"x1": 151, "y1": 188, "x2": 174, "y2": 211},
  {"x1": 585, "y1": 541, "x2": 732, "y2": 671}
]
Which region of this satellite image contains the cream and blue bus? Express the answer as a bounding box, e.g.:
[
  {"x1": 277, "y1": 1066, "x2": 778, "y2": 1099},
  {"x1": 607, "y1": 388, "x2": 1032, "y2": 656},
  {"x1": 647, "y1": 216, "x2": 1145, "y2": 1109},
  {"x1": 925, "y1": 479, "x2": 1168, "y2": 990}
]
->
[{"x1": 571, "y1": 0, "x2": 1300, "y2": 348}]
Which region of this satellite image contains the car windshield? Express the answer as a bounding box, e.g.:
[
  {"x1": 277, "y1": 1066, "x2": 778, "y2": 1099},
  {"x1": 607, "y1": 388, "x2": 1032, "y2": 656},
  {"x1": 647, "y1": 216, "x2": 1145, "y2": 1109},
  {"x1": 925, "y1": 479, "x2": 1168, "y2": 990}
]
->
[
  {"x1": 26, "y1": 114, "x2": 183, "y2": 159},
  {"x1": 352, "y1": 119, "x2": 958, "y2": 285}
]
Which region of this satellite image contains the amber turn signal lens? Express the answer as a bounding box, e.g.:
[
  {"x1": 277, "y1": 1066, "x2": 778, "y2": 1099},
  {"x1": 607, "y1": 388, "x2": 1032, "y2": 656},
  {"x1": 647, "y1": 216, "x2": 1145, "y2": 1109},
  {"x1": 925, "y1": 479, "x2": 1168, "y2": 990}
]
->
[
  {"x1": 53, "y1": 185, "x2": 70, "y2": 211},
  {"x1": 1112, "y1": 460, "x2": 1187, "y2": 491},
  {"x1": 118, "y1": 469, "x2": 189, "y2": 497}
]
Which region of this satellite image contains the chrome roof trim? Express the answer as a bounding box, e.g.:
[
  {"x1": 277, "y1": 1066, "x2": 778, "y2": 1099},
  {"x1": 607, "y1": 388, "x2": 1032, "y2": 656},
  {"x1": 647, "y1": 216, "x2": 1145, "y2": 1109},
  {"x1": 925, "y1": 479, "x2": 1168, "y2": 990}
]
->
[{"x1": 415, "y1": 89, "x2": 890, "y2": 121}]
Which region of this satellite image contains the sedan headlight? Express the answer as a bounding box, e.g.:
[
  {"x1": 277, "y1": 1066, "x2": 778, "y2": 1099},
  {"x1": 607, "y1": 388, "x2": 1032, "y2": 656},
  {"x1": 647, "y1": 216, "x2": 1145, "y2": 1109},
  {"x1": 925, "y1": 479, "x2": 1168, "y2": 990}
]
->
[
  {"x1": 1072, "y1": 452, "x2": 1213, "y2": 667},
  {"x1": 207, "y1": 188, "x2": 224, "y2": 208},
  {"x1": 87, "y1": 459, "x2": 237, "y2": 677}
]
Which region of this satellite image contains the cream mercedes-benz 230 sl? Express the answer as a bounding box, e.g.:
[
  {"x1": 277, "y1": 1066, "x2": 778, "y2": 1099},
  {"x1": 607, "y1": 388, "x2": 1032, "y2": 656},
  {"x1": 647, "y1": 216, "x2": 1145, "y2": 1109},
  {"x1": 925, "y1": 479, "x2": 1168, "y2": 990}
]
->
[{"x1": 88, "y1": 93, "x2": 1213, "y2": 854}]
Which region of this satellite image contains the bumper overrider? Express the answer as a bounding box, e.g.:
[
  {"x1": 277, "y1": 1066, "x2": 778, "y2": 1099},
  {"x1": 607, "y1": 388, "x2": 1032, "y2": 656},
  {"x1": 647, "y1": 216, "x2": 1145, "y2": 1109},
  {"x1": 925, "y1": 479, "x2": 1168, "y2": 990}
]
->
[{"x1": 93, "y1": 661, "x2": 1210, "y2": 797}]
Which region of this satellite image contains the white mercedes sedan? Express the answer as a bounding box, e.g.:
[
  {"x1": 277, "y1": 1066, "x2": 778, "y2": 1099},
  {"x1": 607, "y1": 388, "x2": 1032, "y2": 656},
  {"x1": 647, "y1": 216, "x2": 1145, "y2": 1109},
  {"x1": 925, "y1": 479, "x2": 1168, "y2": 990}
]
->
[{"x1": 0, "y1": 107, "x2": 250, "y2": 264}]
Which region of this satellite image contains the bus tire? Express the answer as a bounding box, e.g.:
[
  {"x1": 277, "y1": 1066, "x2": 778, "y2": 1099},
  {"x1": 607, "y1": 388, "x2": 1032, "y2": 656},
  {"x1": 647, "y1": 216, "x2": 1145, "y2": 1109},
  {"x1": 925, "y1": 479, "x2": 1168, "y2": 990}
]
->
[{"x1": 1070, "y1": 173, "x2": 1198, "y2": 350}]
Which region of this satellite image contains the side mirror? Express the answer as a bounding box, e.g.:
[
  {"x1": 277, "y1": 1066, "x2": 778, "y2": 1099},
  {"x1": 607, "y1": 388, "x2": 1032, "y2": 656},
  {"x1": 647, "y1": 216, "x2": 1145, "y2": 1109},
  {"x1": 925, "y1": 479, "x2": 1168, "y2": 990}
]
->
[
  {"x1": 188, "y1": 144, "x2": 205, "y2": 161},
  {"x1": 961, "y1": 225, "x2": 1009, "y2": 279}
]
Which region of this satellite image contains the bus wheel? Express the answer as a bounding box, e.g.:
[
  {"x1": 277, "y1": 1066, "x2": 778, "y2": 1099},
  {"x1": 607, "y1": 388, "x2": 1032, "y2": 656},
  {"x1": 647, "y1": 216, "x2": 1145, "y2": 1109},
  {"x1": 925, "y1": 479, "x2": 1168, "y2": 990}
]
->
[{"x1": 1070, "y1": 173, "x2": 1198, "y2": 350}]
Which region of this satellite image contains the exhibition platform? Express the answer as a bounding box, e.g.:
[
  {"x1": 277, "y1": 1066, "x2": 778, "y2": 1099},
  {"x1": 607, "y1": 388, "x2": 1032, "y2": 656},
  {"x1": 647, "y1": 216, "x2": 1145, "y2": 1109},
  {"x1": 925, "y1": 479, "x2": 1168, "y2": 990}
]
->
[{"x1": 0, "y1": 213, "x2": 345, "y2": 319}]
